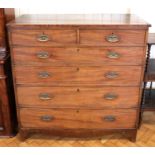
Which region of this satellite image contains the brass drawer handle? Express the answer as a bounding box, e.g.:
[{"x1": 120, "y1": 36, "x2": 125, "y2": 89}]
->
[
  {"x1": 37, "y1": 34, "x2": 49, "y2": 42},
  {"x1": 104, "y1": 72, "x2": 119, "y2": 79},
  {"x1": 107, "y1": 51, "x2": 120, "y2": 59},
  {"x1": 106, "y1": 34, "x2": 119, "y2": 43},
  {"x1": 0, "y1": 127, "x2": 4, "y2": 131},
  {"x1": 103, "y1": 115, "x2": 116, "y2": 122},
  {"x1": 39, "y1": 93, "x2": 54, "y2": 100},
  {"x1": 38, "y1": 71, "x2": 51, "y2": 78},
  {"x1": 104, "y1": 93, "x2": 118, "y2": 100},
  {"x1": 40, "y1": 115, "x2": 54, "y2": 122},
  {"x1": 37, "y1": 51, "x2": 49, "y2": 59}
]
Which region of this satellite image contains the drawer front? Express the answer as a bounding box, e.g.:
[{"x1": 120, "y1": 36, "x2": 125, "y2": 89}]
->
[
  {"x1": 14, "y1": 66, "x2": 142, "y2": 86},
  {"x1": 10, "y1": 30, "x2": 77, "y2": 46},
  {"x1": 12, "y1": 47, "x2": 144, "y2": 66},
  {"x1": 80, "y1": 30, "x2": 145, "y2": 46},
  {"x1": 17, "y1": 86, "x2": 140, "y2": 108},
  {"x1": 19, "y1": 108, "x2": 137, "y2": 129}
]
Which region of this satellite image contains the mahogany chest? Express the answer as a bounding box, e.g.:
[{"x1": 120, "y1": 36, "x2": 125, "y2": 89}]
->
[{"x1": 7, "y1": 14, "x2": 150, "y2": 141}]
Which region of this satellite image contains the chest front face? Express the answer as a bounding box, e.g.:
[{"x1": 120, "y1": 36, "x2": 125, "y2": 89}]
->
[{"x1": 7, "y1": 14, "x2": 150, "y2": 140}]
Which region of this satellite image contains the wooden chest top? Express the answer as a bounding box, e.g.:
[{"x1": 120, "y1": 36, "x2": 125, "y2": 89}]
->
[{"x1": 7, "y1": 14, "x2": 150, "y2": 29}]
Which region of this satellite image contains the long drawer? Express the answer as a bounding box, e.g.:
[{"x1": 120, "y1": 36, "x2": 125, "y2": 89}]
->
[
  {"x1": 12, "y1": 47, "x2": 144, "y2": 66},
  {"x1": 10, "y1": 30, "x2": 77, "y2": 46},
  {"x1": 17, "y1": 86, "x2": 140, "y2": 108},
  {"x1": 80, "y1": 30, "x2": 146, "y2": 46},
  {"x1": 19, "y1": 108, "x2": 137, "y2": 129},
  {"x1": 14, "y1": 66, "x2": 142, "y2": 86}
]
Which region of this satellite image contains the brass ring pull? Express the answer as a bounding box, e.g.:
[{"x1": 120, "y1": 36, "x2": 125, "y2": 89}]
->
[
  {"x1": 106, "y1": 34, "x2": 119, "y2": 43},
  {"x1": 103, "y1": 115, "x2": 116, "y2": 122},
  {"x1": 40, "y1": 115, "x2": 54, "y2": 122},
  {"x1": 104, "y1": 93, "x2": 118, "y2": 100},
  {"x1": 39, "y1": 93, "x2": 54, "y2": 100},
  {"x1": 37, "y1": 34, "x2": 49, "y2": 42},
  {"x1": 37, "y1": 51, "x2": 49, "y2": 59},
  {"x1": 38, "y1": 71, "x2": 51, "y2": 78},
  {"x1": 0, "y1": 127, "x2": 4, "y2": 131},
  {"x1": 104, "y1": 71, "x2": 119, "y2": 79},
  {"x1": 107, "y1": 51, "x2": 120, "y2": 59}
]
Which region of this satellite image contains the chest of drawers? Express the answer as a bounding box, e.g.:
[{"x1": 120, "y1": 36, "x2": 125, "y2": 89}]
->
[{"x1": 7, "y1": 14, "x2": 150, "y2": 141}]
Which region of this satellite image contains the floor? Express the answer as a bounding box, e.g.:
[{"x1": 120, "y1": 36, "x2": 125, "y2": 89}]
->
[{"x1": 0, "y1": 111, "x2": 155, "y2": 147}]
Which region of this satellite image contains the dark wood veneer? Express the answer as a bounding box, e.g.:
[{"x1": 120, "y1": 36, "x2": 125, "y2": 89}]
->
[{"x1": 0, "y1": 8, "x2": 17, "y2": 137}]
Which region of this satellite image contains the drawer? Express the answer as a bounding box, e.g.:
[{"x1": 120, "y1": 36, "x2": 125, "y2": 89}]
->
[
  {"x1": 19, "y1": 108, "x2": 137, "y2": 129},
  {"x1": 80, "y1": 30, "x2": 146, "y2": 46},
  {"x1": 17, "y1": 86, "x2": 140, "y2": 108},
  {"x1": 12, "y1": 47, "x2": 144, "y2": 66},
  {"x1": 14, "y1": 66, "x2": 142, "y2": 86},
  {"x1": 10, "y1": 30, "x2": 77, "y2": 46}
]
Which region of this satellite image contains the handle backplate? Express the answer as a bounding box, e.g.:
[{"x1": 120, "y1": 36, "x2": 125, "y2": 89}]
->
[
  {"x1": 104, "y1": 71, "x2": 119, "y2": 79},
  {"x1": 38, "y1": 71, "x2": 51, "y2": 78},
  {"x1": 104, "y1": 93, "x2": 118, "y2": 100},
  {"x1": 40, "y1": 115, "x2": 54, "y2": 122},
  {"x1": 37, "y1": 51, "x2": 49, "y2": 59},
  {"x1": 39, "y1": 93, "x2": 54, "y2": 100},
  {"x1": 106, "y1": 34, "x2": 119, "y2": 43},
  {"x1": 103, "y1": 115, "x2": 116, "y2": 122},
  {"x1": 107, "y1": 51, "x2": 120, "y2": 59},
  {"x1": 37, "y1": 34, "x2": 49, "y2": 42}
]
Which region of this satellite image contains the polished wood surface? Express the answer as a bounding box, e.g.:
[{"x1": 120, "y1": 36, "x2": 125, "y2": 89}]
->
[
  {"x1": 7, "y1": 14, "x2": 150, "y2": 141},
  {"x1": 10, "y1": 29, "x2": 146, "y2": 46},
  {"x1": 14, "y1": 66, "x2": 142, "y2": 86},
  {"x1": 7, "y1": 14, "x2": 150, "y2": 29},
  {"x1": 17, "y1": 86, "x2": 140, "y2": 109},
  {"x1": 4, "y1": 8, "x2": 15, "y2": 23},
  {"x1": 12, "y1": 47, "x2": 145, "y2": 66},
  {"x1": 0, "y1": 9, "x2": 5, "y2": 51},
  {"x1": 0, "y1": 111, "x2": 154, "y2": 146},
  {"x1": 80, "y1": 30, "x2": 146, "y2": 46},
  {"x1": 19, "y1": 108, "x2": 137, "y2": 129},
  {"x1": 10, "y1": 30, "x2": 77, "y2": 46},
  {"x1": 0, "y1": 8, "x2": 16, "y2": 137}
]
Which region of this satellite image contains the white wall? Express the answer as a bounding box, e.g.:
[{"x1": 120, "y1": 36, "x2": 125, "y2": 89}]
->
[{"x1": 14, "y1": 0, "x2": 155, "y2": 32}]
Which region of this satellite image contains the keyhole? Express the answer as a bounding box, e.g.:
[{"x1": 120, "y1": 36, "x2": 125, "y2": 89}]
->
[
  {"x1": 76, "y1": 110, "x2": 79, "y2": 113},
  {"x1": 77, "y1": 48, "x2": 80, "y2": 53},
  {"x1": 77, "y1": 67, "x2": 80, "y2": 71},
  {"x1": 77, "y1": 88, "x2": 80, "y2": 92}
]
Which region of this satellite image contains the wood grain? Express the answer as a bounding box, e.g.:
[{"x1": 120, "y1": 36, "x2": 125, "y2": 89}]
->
[
  {"x1": 10, "y1": 30, "x2": 77, "y2": 46},
  {"x1": 80, "y1": 30, "x2": 146, "y2": 46},
  {"x1": 12, "y1": 47, "x2": 145, "y2": 66},
  {"x1": 19, "y1": 108, "x2": 137, "y2": 129},
  {"x1": 7, "y1": 14, "x2": 150, "y2": 141},
  {"x1": 14, "y1": 66, "x2": 142, "y2": 86},
  {"x1": 7, "y1": 14, "x2": 151, "y2": 29},
  {"x1": 17, "y1": 86, "x2": 140, "y2": 109}
]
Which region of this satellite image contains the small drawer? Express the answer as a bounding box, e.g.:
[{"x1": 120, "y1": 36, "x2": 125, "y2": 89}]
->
[
  {"x1": 12, "y1": 47, "x2": 144, "y2": 66},
  {"x1": 10, "y1": 30, "x2": 77, "y2": 46},
  {"x1": 14, "y1": 66, "x2": 142, "y2": 86},
  {"x1": 17, "y1": 86, "x2": 140, "y2": 108},
  {"x1": 19, "y1": 108, "x2": 137, "y2": 129},
  {"x1": 80, "y1": 30, "x2": 146, "y2": 46}
]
